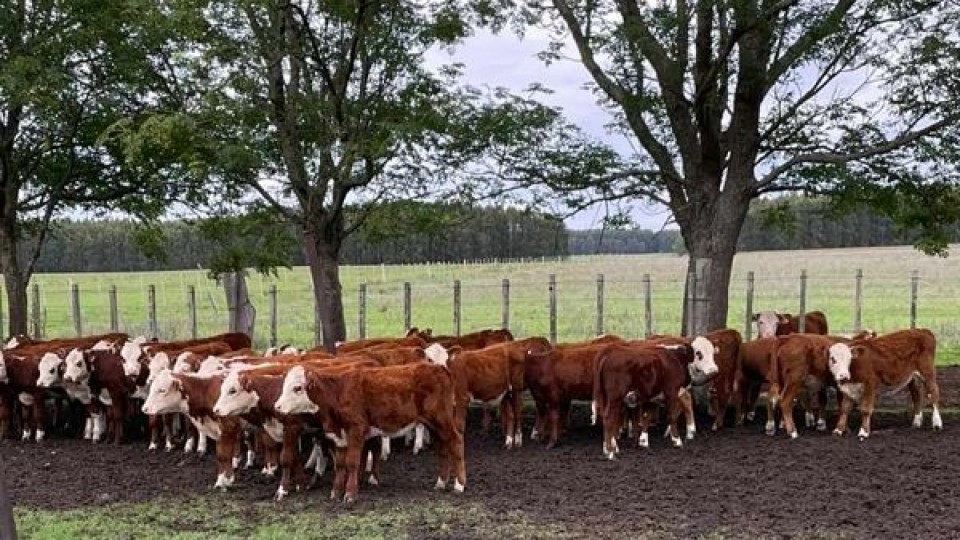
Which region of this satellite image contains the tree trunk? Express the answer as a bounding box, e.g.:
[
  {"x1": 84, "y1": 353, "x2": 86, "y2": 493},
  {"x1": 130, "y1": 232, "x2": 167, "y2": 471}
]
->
[
  {"x1": 222, "y1": 271, "x2": 255, "y2": 341},
  {"x1": 0, "y1": 218, "x2": 28, "y2": 337},
  {"x1": 301, "y1": 225, "x2": 346, "y2": 353},
  {"x1": 679, "y1": 195, "x2": 750, "y2": 336}
]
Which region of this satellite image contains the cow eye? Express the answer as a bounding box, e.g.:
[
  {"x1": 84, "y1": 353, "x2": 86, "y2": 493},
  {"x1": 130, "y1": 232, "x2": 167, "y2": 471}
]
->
[
  {"x1": 293, "y1": 385, "x2": 303, "y2": 393},
  {"x1": 49, "y1": 368, "x2": 55, "y2": 374},
  {"x1": 228, "y1": 388, "x2": 237, "y2": 395}
]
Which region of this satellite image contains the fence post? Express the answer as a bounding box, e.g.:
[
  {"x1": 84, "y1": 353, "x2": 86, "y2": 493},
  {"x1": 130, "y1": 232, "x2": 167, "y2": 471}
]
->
[
  {"x1": 0, "y1": 285, "x2": 4, "y2": 337},
  {"x1": 313, "y1": 289, "x2": 321, "y2": 348},
  {"x1": 684, "y1": 269, "x2": 696, "y2": 337},
  {"x1": 798, "y1": 270, "x2": 807, "y2": 333},
  {"x1": 595, "y1": 274, "x2": 605, "y2": 336},
  {"x1": 744, "y1": 271, "x2": 755, "y2": 341},
  {"x1": 501, "y1": 278, "x2": 510, "y2": 331},
  {"x1": 147, "y1": 284, "x2": 157, "y2": 339},
  {"x1": 268, "y1": 284, "x2": 278, "y2": 347},
  {"x1": 30, "y1": 283, "x2": 41, "y2": 338},
  {"x1": 910, "y1": 270, "x2": 919, "y2": 329},
  {"x1": 358, "y1": 283, "x2": 367, "y2": 339},
  {"x1": 70, "y1": 283, "x2": 82, "y2": 337},
  {"x1": 187, "y1": 285, "x2": 197, "y2": 339},
  {"x1": 643, "y1": 274, "x2": 652, "y2": 338},
  {"x1": 548, "y1": 274, "x2": 557, "y2": 344},
  {"x1": 854, "y1": 269, "x2": 863, "y2": 332},
  {"x1": 403, "y1": 282, "x2": 412, "y2": 332},
  {"x1": 108, "y1": 285, "x2": 118, "y2": 332},
  {"x1": 453, "y1": 280, "x2": 461, "y2": 337}
]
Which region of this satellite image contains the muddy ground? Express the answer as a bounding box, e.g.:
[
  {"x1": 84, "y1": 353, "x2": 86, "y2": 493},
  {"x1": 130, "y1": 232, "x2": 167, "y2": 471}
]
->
[{"x1": 5, "y1": 367, "x2": 960, "y2": 539}]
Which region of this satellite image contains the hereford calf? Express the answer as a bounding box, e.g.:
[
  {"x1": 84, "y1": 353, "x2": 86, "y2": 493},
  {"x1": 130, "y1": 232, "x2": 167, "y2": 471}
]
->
[
  {"x1": 592, "y1": 337, "x2": 719, "y2": 458},
  {"x1": 274, "y1": 361, "x2": 466, "y2": 504},
  {"x1": 827, "y1": 328, "x2": 940, "y2": 440},
  {"x1": 141, "y1": 370, "x2": 244, "y2": 488},
  {"x1": 63, "y1": 349, "x2": 139, "y2": 443},
  {"x1": 754, "y1": 310, "x2": 829, "y2": 338}
]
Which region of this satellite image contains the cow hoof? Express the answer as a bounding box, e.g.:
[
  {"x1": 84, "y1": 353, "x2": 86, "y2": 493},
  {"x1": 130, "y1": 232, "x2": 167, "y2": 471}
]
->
[
  {"x1": 746, "y1": 412, "x2": 756, "y2": 422},
  {"x1": 232, "y1": 457, "x2": 241, "y2": 469},
  {"x1": 637, "y1": 433, "x2": 649, "y2": 449},
  {"x1": 435, "y1": 478, "x2": 446, "y2": 490},
  {"x1": 367, "y1": 475, "x2": 379, "y2": 486},
  {"x1": 671, "y1": 437, "x2": 683, "y2": 448},
  {"x1": 858, "y1": 428, "x2": 869, "y2": 440},
  {"x1": 832, "y1": 428, "x2": 845, "y2": 437},
  {"x1": 816, "y1": 419, "x2": 827, "y2": 431},
  {"x1": 765, "y1": 422, "x2": 776, "y2": 436},
  {"x1": 274, "y1": 487, "x2": 288, "y2": 502},
  {"x1": 165, "y1": 441, "x2": 174, "y2": 452},
  {"x1": 530, "y1": 429, "x2": 540, "y2": 441},
  {"x1": 789, "y1": 431, "x2": 798, "y2": 440},
  {"x1": 342, "y1": 495, "x2": 356, "y2": 505},
  {"x1": 148, "y1": 442, "x2": 158, "y2": 451},
  {"x1": 453, "y1": 480, "x2": 465, "y2": 493}
]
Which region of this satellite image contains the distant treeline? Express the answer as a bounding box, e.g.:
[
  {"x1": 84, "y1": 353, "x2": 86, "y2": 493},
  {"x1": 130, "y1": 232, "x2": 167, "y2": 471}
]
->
[
  {"x1": 28, "y1": 203, "x2": 569, "y2": 273},
  {"x1": 24, "y1": 196, "x2": 960, "y2": 273}
]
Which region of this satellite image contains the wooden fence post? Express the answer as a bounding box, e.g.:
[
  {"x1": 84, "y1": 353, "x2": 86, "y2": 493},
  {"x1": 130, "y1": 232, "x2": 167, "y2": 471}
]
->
[
  {"x1": 187, "y1": 285, "x2": 197, "y2": 339},
  {"x1": 595, "y1": 274, "x2": 605, "y2": 336},
  {"x1": 108, "y1": 285, "x2": 118, "y2": 332},
  {"x1": 910, "y1": 270, "x2": 919, "y2": 329},
  {"x1": 358, "y1": 283, "x2": 367, "y2": 339},
  {"x1": 501, "y1": 278, "x2": 510, "y2": 331},
  {"x1": 798, "y1": 270, "x2": 808, "y2": 333},
  {"x1": 453, "y1": 280, "x2": 461, "y2": 337},
  {"x1": 313, "y1": 290, "x2": 321, "y2": 348},
  {"x1": 268, "y1": 284, "x2": 278, "y2": 347},
  {"x1": 403, "y1": 282, "x2": 412, "y2": 332},
  {"x1": 548, "y1": 274, "x2": 557, "y2": 344},
  {"x1": 0, "y1": 285, "x2": 5, "y2": 336},
  {"x1": 70, "y1": 283, "x2": 82, "y2": 337},
  {"x1": 643, "y1": 274, "x2": 652, "y2": 338},
  {"x1": 854, "y1": 269, "x2": 863, "y2": 332},
  {"x1": 744, "y1": 271, "x2": 755, "y2": 341},
  {"x1": 30, "y1": 283, "x2": 41, "y2": 338},
  {"x1": 684, "y1": 269, "x2": 696, "y2": 337},
  {"x1": 147, "y1": 284, "x2": 157, "y2": 339}
]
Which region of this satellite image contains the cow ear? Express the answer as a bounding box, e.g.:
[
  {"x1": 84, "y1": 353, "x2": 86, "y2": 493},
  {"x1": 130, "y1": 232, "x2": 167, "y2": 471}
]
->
[
  {"x1": 448, "y1": 345, "x2": 462, "y2": 357},
  {"x1": 714, "y1": 345, "x2": 720, "y2": 355},
  {"x1": 777, "y1": 314, "x2": 789, "y2": 324},
  {"x1": 850, "y1": 345, "x2": 866, "y2": 359},
  {"x1": 751, "y1": 313, "x2": 760, "y2": 322}
]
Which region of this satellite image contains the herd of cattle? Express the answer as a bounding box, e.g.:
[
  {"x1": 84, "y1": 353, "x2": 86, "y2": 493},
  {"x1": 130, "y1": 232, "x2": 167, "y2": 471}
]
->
[{"x1": 0, "y1": 309, "x2": 943, "y2": 503}]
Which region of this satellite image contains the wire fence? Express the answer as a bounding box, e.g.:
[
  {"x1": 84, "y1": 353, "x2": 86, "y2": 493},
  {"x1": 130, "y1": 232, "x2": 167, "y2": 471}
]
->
[{"x1": 10, "y1": 266, "x2": 959, "y2": 365}]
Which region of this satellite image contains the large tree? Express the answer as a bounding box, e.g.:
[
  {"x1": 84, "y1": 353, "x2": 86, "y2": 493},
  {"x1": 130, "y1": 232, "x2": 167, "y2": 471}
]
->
[
  {"x1": 0, "y1": 0, "x2": 197, "y2": 336},
  {"x1": 497, "y1": 0, "x2": 960, "y2": 333},
  {"x1": 116, "y1": 0, "x2": 599, "y2": 350}
]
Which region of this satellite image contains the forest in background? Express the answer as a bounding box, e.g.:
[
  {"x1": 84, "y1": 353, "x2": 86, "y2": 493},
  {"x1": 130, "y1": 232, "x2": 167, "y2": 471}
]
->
[{"x1": 25, "y1": 196, "x2": 960, "y2": 273}]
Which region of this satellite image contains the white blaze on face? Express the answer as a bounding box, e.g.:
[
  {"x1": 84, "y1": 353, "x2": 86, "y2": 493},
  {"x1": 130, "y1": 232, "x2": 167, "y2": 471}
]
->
[
  {"x1": 197, "y1": 357, "x2": 227, "y2": 377},
  {"x1": 0, "y1": 352, "x2": 7, "y2": 383},
  {"x1": 171, "y1": 352, "x2": 193, "y2": 374},
  {"x1": 120, "y1": 342, "x2": 143, "y2": 378},
  {"x1": 828, "y1": 343, "x2": 853, "y2": 382},
  {"x1": 274, "y1": 366, "x2": 318, "y2": 414},
  {"x1": 63, "y1": 349, "x2": 88, "y2": 383},
  {"x1": 148, "y1": 352, "x2": 172, "y2": 385},
  {"x1": 141, "y1": 370, "x2": 188, "y2": 415},
  {"x1": 36, "y1": 352, "x2": 64, "y2": 387},
  {"x1": 5, "y1": 337, "x2": 19, "y2": 349},
  {"x1": 754, "y1": 311, "x2": 780, "y2": 338},
  {"x1": 213, "y1": 371, "x2": 259, "y2": 416},
  {"x1": 281, "y1": 346, "x2": 300, "y2": 355},
  {"x1": 423, "y1": 343, "x2": 449, "y2": 368},
  {"x1": 91, "y1": 340, "x2": 112, "y2": 351},
  {"x1": 690, "y1": 336, "x2": 719, "y2": 377}
]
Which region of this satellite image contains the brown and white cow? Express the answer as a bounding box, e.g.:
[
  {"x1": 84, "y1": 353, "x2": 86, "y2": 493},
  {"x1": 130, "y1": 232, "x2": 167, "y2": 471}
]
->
[
  {"x1": 827, "y1": 328, "x2": 940, "y2": 440},
  {"x1": 592, "y1": 336, "x2": 719, "y2": 458},
  {"x1": 274, "y1": 361, "x2": 466, "y2": 504},
  {"x1": 753, "y1": 310, "x2": 829, "y2": 338}
]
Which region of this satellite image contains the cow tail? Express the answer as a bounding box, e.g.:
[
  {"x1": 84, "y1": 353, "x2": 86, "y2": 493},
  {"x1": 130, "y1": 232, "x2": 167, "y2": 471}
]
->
[{"x1": 591, "y1": 353, "x2": 607, "y2": 426}]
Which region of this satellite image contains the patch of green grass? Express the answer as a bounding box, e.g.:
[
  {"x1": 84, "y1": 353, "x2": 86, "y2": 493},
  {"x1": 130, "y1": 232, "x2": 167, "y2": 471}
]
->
[
  {"x1": 15, "y1": 496, "x2": 574, "y2": 540},
  {"x1": 16, "y1": 244, "x2": 960, "y2": 364}
]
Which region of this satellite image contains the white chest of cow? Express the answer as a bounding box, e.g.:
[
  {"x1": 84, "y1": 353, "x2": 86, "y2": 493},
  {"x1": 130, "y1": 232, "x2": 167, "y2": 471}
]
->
[
  {"x1": 263, "y1": 418, "x2": 284, "y2": 443},
  {"x1": 189, "y1": 416, "x2": 222, "y2": 441},
  {"x1": 97, "y1": 389, "x2": 113, "y2": 406},
  {"x1": 839, "y1": 383, "x2": 865, "y2": 402},
  {"x1": 63, "y1": 382, "x2": 92, "y2": 404},
  {"x1": 368, "y1": 423, "x2": 417, "y2": 440}
]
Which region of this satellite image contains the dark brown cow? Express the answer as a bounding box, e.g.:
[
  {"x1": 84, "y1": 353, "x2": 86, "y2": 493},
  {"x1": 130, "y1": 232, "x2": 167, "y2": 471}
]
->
[
  {"x1": 411, "y1": 328, "x2": 515, "y2": 351},
  {"x1": 592, "y1": 339, "x2": 718, "y2": 458},
  {"x1": 333, "y1": 335, "x2": 427, "y2": 355},
  {"x1": 62, "y1": 350, "x2": 140, "y2": 443},
  {"x1": 753, "y1": 310, "x2": 829, "y2": 338},
  {"x1": 143, "y1": 332, "x2": 252, "y2": 354},
  {"x1": 274, "y1": 362, "x2": 467, "y2": 504},
  {"x1": 443, "y1": 337, "x2": 551, "y2": 449},
  {"x1": 827, "y1": 328, "x2": 940, "y2": 439}
]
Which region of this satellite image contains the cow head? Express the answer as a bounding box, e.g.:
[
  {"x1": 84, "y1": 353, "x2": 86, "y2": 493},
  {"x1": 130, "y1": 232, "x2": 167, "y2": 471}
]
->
[
  {"x1": 141, "y1": 370, "x2": 188, "y2": 415},
  {"x1": 423, "y1": 343, "x2": 449, "y2": 368},
  {"x1": 36, "y1": 352, "x2": 65, "y2": 387},
  {"x1": 4, "y1": 336, "x2": 19, "y2": 350},
  {"x1": 689, "y1": 336, "x2": 720, "y2": 384},
  {"x1": 62, "y1": 348, "x2": 90, "y2": 383},
  {"x1": 197, "y1": 356, "x2": 227, "y2": 376},
  {"x1": 213, "y1": 370, "x2": 258, "y2": 416},
  {"x1": 120, "y1": 341, "x2": 143, "y2": 378},
  {"x1": 523, "y1": 337, "x2": 553, "y2": 358},
  {"x1": 147, "y1": 352, "x2": 173, "y2": 385},
  {"x1": 274, "y1": 366, "x2": 318, "y2": 414},
  {"x1": 828, "y1": 343, "x2": 863, "y2": 384},
  {"x1": 91, "y1": 340, "x2": 113, "y2": 352},
  {"x1": 753, "y1": 311, "x2": 782, "y2": 338},
  {"x1": 0, "y1": 352, "x2": 7, "y2": 383}
]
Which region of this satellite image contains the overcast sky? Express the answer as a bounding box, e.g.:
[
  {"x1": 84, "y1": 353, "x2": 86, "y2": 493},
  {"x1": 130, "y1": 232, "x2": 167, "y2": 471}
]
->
[{"x1": 425, "y1": 29, "x2": 675, "y2": 232}]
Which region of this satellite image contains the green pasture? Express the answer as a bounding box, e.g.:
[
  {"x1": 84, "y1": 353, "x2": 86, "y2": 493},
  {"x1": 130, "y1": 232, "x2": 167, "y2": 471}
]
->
[{"x1": 13, "y1": 244, "x2": 960, "y2": 364}]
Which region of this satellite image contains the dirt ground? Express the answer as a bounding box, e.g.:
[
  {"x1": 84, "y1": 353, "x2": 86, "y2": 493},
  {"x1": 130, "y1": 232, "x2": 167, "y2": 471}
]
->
[{"x1": 6, "y1": 368, "x2": 960, "y2": 539}]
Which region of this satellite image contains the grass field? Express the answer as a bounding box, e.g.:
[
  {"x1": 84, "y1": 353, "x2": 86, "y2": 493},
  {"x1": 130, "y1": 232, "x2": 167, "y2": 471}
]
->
[{"x1": 14, "y1": 243, "x2": 960, "y2": 364}]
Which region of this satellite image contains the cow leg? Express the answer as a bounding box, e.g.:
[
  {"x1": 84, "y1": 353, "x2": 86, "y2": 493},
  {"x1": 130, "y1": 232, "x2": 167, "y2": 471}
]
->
[
  {"x1": 148, "y1": 414, "x2": 160, "y2": 450},
  {"x1": 329, "y1": 446, "x2": 347, "y2": 502},
  {"x1": 679, "y1": 388, "x2": 696, "y2": 440},
  {"x1": 531, "y1": 399, "x2": 545, "y2": 442},
  {"x1": 909, "y1": 379, "x2": 924, "y2": 428},
  {"x1": 31, "y1": 393, "x2": 46, "y2": 442},
  {"x1": 480, "y1": 405, "x2": 492, "y2": 433},
  {"x1": 184, "y1": 423, "x2": 198, "y2": 453},
  {"x1": 710, "y1": 379, "x2": 731, "y2": 431},
  {"x1": 545, "y1": 402, "x2": 562, "y2": 449},
  {"x1": 601, "y1": 399, "x2": 623, "y2": 459},
  {"x1": 365, "y1": 438, "x2": 382, "y2": 486},
  {"x1": 213, "y1": 430, "x2": 237, "y2": 490},
  {"x1": 275, "y1": 423, "x2": 303, "y2": 501},
  {"x1": 857, "y1": 384, "x2": 877, "y2": 440},
  {"x1": 918, "y1": 365, "x2": 943, "y2": 431},
  {"x1": 832, "y1": 392, "x2": 854, "y2": 436},
  {"x1": 665, "y1": 392, "x2": 684, "y2": 448},
  {"x1": 342, "y1": 432, "x2": 365, "y2": 504},
  {"x1": 814, "y1": 386, "x2": 829, "y2": 432},
  {"x1": 779, "y1": 382, "x2": 802, "y2": 439},
  {"x1": 505, "y1": 389, "x2": 523, "y2": 449}
]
